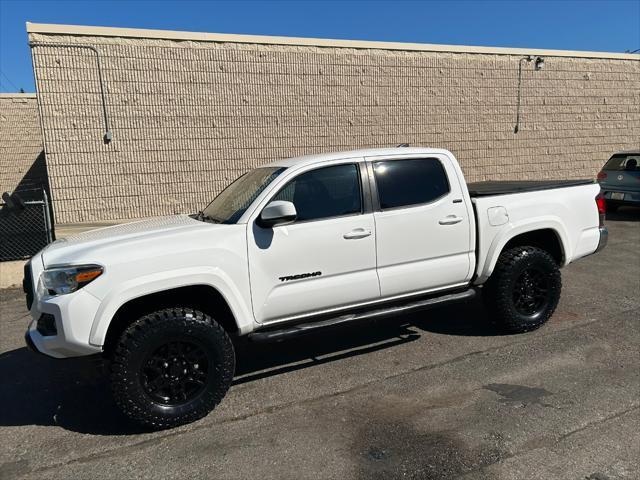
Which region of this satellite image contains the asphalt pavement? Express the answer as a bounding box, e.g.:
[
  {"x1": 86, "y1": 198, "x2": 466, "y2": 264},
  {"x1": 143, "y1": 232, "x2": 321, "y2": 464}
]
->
[{"x1": 1, "y1": 208, "x2": 638, "y2": 480}]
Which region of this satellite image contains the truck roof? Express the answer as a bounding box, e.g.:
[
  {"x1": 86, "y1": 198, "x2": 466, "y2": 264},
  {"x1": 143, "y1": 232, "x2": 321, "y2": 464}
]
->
[{"x1": 265, "y1": 147, "x2": 453, "y2": 168}]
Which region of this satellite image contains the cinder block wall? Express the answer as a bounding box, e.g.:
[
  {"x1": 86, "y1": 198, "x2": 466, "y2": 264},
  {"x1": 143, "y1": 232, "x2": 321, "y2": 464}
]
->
[
  {"x1": 0, "y1": 94, "x2": 47, "y2": 201},
  {"x1": 28, "y1": 26, "x2": 640, "y2": 223}
]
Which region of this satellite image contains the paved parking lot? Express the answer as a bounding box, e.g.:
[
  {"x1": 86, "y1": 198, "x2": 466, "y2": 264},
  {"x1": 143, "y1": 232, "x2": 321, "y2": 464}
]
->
[{"x1": 1, "y1": 209, "x2": 638, "y2": 480}]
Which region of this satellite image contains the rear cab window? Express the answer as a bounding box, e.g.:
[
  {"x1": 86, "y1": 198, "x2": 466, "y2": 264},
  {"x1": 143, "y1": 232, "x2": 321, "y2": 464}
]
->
[{"x1": 372, "y1": 158, "x2": 450, "y2": 209}]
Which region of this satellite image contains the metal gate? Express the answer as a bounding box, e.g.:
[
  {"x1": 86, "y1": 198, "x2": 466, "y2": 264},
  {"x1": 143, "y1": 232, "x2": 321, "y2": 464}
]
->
[{"x1": 0, "y1": 191, "x2": 54, "y2": 262}]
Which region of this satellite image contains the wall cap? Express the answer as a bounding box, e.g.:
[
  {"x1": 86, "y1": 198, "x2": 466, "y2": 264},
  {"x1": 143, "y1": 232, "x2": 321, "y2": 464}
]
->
[
  {"x1": 26, "y1": 22, "x2": 640, "y2": 60},
  {"x1": 0, "y1": 93, "x2": 37, "y2": 98}
]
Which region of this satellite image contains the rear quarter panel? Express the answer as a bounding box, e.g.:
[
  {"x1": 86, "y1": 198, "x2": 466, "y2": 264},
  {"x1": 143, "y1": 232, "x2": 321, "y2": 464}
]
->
[{"x1": 473, "y1": 183, "x2": 601, "y2": 284}]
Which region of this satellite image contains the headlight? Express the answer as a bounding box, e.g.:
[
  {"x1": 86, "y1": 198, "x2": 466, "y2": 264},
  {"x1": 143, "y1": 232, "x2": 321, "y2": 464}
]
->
[{"x1": 41, "y1": 265, "x2": 104, "y2": 295}]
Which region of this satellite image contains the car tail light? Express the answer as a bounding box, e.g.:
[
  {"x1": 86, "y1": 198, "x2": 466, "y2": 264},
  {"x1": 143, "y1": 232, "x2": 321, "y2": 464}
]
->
[
  {"x1": 596, "y1": 171, "x2": 607, "y2": 180},
  {"x1": 596, "y1": 193, "x2": 606, "y2": 227}
]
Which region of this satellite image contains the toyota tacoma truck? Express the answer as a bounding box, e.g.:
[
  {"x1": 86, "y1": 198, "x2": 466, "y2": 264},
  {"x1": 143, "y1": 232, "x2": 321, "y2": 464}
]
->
[{"x1": 23, "y1": 147, "x2": 608, "y2": 428}]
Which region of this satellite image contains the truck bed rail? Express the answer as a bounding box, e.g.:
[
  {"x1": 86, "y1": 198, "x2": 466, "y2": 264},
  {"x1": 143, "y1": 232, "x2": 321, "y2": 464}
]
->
[{"x1": 468, "y1": 179, "x2": 595, "y2": 197}]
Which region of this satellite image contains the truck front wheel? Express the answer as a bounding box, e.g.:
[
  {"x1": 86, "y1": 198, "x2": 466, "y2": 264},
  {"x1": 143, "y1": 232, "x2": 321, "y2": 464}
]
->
[
  {"x1": 483, "y1": 246, "x2": 561, "y2": 333},
  {"x1": 110, "y1": 308, "x2": 235, "y2": 429}
]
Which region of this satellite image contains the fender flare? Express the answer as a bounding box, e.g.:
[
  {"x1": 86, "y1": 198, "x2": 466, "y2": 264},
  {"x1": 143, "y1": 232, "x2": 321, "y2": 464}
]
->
[
  {"x1": 476, "y1": 217, "x2": 570, "y2": 284},
  {"x1": 88, "y1": 266, "x2": 254, "y2": 346}
]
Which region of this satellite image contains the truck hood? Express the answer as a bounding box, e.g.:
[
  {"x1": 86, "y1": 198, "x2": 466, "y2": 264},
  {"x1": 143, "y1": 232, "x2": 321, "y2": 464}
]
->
[{"x1": 42, "y1": 215, "x2": 214, "y2": 267}]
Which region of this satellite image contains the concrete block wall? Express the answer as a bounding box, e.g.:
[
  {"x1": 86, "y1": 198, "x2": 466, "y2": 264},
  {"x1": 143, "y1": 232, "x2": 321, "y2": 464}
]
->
[
  {"x1": 0, "y1": 94, "x2": 47, "y2": 201},
  {"x1": 28, "y1": 25, "x2": 640, "y2": 224}
]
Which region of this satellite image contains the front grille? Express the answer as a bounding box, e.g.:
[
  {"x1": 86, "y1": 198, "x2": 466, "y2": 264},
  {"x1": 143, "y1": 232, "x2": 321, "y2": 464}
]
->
[
  {"x1": 23, "y1": 262, "x2": 34, "y2": 310},
  {"x1": 36, "y1": 313, "x2": 57, "y2": 336}
]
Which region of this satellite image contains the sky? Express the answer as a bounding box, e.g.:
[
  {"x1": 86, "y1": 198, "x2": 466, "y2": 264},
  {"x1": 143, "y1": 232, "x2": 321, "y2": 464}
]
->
[{"x1": 1, "y1": 0, "x2": 639, "y2": 92}]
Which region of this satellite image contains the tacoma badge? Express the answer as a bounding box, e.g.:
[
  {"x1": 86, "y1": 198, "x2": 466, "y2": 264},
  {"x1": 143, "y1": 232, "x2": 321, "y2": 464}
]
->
[{"x1": 279, "y1": 271, "x2": 322, "y2": 282}]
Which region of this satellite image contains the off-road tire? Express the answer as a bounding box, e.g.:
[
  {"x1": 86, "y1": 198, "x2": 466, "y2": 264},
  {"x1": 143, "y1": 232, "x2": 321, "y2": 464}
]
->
[
  {"x1": 483, "y1": 246, "x2": 561, "y2": 333},
  {"x1": 110, "y1": 307, "x2": 235, "y2": 429}
]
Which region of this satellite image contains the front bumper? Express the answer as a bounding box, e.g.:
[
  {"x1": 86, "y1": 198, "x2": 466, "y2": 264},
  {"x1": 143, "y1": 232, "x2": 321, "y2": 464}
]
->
[
  {"x1": 24, "y1": 258, "x2": 103, "y2": 359},
  {"x1": 594, "y1": 226, "x2": 608, "y2": 254}
]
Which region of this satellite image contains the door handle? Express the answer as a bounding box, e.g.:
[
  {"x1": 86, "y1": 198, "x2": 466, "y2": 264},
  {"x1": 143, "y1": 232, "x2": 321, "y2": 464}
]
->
[
  {"x1": 439, "y1": 215, "x2": 463, "y2": 225},
  {"x1": 343, "y1": 228, "x2": 372, "y2": 239}
]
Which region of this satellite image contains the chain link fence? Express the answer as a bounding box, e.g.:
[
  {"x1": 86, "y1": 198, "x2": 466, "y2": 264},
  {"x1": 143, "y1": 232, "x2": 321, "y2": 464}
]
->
[{"x1": 0, "y1": 191, "x2": 54, "y2": 262}]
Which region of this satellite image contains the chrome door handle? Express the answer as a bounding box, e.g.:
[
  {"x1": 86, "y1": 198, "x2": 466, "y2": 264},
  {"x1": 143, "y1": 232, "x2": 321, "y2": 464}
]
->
[
  {"x1": 343, "y1": 228, "x2": 372, "y2": 239},
  {"x1": 439, "y1": 215, "x2": 463, "y2": 225}
]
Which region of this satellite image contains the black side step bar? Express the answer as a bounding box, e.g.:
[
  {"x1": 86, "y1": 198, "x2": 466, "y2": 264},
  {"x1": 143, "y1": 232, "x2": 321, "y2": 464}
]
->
[{"x1": 248, "y1": 288, "x2": 476, "y2": 343}]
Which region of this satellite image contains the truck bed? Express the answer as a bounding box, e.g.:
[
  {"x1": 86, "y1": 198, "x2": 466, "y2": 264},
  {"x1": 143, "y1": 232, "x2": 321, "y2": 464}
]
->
[{"x1": 468, "y1": 179, "x2": 595, "y2": 197}]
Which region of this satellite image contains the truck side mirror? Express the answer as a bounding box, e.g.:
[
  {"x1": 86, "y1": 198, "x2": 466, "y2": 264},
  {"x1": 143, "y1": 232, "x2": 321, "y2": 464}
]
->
[{"x1": 258, "y1": 200, "x2": 297, "y2": 228}]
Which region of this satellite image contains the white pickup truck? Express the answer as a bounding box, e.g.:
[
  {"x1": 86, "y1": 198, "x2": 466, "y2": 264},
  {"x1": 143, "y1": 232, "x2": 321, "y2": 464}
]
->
[{"x1": 24, "y1": 147, "x2": 607, "y2": 428}]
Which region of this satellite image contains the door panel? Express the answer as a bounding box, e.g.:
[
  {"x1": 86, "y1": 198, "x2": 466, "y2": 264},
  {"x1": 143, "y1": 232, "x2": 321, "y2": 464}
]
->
[
  {"x1": 370, "y1": 155, "x2": 473, "y2": 297},
  {"x1": 248, "y1": 215, "x2": 379, "y2": 323},
  {"x1": 247, "y1": 162, "x2": 379, "y2": 324}
]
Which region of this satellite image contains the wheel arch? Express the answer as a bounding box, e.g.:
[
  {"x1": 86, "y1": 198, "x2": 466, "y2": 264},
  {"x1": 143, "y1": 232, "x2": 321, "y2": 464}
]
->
[
  {"x1": 88, "y1": 266, "x2": 254, "y2": 349},
  {"x1": 477, "y1": 221, "x2": 569, "y2": 284},
  {"x1": 101, "y1": 284, "x2": 239, "y2": 358},
  {"x1": 501, "y1": 229, "x2": 565, "y2": 264}
]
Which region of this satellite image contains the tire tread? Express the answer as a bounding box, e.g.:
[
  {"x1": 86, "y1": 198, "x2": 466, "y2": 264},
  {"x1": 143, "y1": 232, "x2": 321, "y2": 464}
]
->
[
  {"x1": 110, "y1": 307, "x2": 235, "y2": 429},
  {"x1": 484, "y1": 246, "x2": 561, "y2": 333}
]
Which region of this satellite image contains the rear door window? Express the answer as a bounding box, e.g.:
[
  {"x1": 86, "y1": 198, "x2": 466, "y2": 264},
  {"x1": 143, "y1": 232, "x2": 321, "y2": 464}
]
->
[{"x1": 373, "y1": 158, "x2": 450, "y2": 209}]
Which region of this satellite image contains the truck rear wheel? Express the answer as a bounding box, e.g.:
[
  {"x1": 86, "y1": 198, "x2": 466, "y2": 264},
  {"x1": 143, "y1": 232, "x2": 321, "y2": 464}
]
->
[
  {"x1": 483, "y1": 246, "x2": 561, "y2": 333},
  {"x1": 110, "y1": 307, "x2": 235, "y2": 429}
]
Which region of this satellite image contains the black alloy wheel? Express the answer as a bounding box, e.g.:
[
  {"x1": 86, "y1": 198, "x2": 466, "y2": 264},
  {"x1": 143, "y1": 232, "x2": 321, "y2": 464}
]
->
[
  {"x1": 483, "y1": 246, "x2": 561, "y2": 333},
  {"x1": 141, "y1": 340, "x2": 210, "y2": 406},
  {"x1": 512, "y1": 267, "x2": 550, "y2": 317}
]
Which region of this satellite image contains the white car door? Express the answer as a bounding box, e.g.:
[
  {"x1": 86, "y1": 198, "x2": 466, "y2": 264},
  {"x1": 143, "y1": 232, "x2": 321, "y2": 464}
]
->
[
  {"x1": 247, "y1": 160, "x2": 380, "y2": 324},
  {"x1": 368, "y1": 154, "x2": 474, "y2": 298}
]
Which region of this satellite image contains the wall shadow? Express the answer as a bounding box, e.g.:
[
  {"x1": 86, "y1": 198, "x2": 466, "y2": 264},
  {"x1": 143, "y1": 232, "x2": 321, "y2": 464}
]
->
[
  {"x1": 0, "y1": 150, "x2": 56, "y2": 260},
  {"x1": 1, "y1": 150, "x2": 50, "y2": 204}
]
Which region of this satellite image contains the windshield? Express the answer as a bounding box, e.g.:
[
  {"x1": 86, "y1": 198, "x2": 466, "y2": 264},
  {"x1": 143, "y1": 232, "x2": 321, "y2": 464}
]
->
[{"x1": 200, "y1": 167, "x2": 285, "y2": 224}]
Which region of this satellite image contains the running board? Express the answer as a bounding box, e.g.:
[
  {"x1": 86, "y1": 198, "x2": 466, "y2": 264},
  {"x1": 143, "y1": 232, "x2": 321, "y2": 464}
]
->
[{"x1": 248, "y1": 288, "x2": 476, "y2": 343}]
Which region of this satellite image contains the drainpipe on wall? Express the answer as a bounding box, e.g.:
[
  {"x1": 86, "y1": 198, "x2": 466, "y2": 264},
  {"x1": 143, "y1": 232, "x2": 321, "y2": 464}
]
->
[{"x1": 29, "y1": 42, "x2": 113, "y2": 144}]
